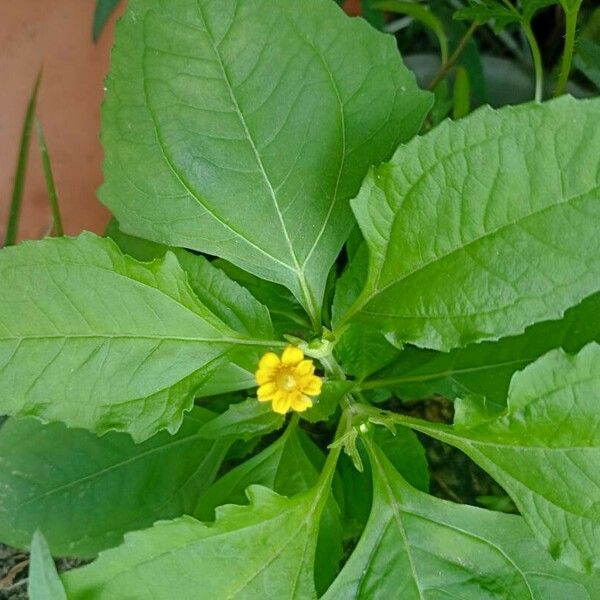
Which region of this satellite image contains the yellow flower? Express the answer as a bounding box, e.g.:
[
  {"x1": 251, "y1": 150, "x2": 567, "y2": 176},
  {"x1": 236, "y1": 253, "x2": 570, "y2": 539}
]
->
[{"x1": 255, "y1": 346, "x2": 322, "y2": 414}]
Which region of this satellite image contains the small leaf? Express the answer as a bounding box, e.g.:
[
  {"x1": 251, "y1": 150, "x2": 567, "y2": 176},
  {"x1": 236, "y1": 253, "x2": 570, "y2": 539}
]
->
[
  {"x1": 302, "y1": 380, "x2": 354, "y2": 423},
  {"x1": 395, "y1": 343, "x2": 600, "y2": 572},
  {"x1": 0, "y1": 408, "x2": 229, "y2": 557},
  {"x1": 0, "y1": 233, "x2": 277, "y2": 441},
  {"x1": 28, "y1": 530, "x2": 67, "y2": 600},
  {"x1": 196, "y1": 398, "x2": 284, "y2": 441},
  {"x1": 102, "y1": 0, "x2": 432, "y2": 316},
  {"x1": 324, "y1": 440, "x2": 600, "y2": 598},
  {"x1": 63, "y1": 484, "x2": 330, "y2": 599},
  {"x1": 336, "y1": 97, "x2": 600, "y2": 352}
]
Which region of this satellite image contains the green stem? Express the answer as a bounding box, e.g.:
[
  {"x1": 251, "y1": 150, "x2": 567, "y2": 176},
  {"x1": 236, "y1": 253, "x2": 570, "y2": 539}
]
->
[
  {"x1": 315, "y1": 406, "x2": 353, "y2": 496},
  {"x1": 319, "y1": 353, "x2": 346, "y2": 380},
  {"x1": 5, "y1": 70, "x2": 42, "y2": 247},
  {"x1": 523, "y1": 23, "x2": 544, "y2": 102},
  {"x1": 427, "y1": 21, "x2": 478, "y2": 90},
  {"x1": 35, "y1": 118, "x2": 63, "y2": 236},
  {"x1": 554, "y1": 2, "x2": 582, "y2": 97}
]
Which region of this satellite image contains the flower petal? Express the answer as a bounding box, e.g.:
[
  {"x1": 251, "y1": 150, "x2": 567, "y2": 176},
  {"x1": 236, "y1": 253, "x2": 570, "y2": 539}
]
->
[
  {"x1": 257, "y1": 382, "x2": 277, "y2": 400},
  {"x1": 281, "y1": 346, "x2": 304, "y2": 366},
  {"x1": 294, "y1": 359, "x2": 314, "y2": 377},
  {"x1": 272, "y1": 392, "x2": 291, "y2": 414},
  {"x1": 259, "y1": 352, "x2": 280, "y2": 369},
  {"x1": 291, "y1": 394, "x2": 313, "y2": 412},
  {"x1": 302, "y1": 376, "x2": 322, "y2": 396},
  {"x1": 255, "y1": 368, "x2": 276, "y2": 385}
]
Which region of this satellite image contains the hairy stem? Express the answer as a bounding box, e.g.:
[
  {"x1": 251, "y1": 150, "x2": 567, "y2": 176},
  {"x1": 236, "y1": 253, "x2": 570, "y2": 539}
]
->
[{"x1": 554, "y1": 1, "x2": 582, "y2": 97}]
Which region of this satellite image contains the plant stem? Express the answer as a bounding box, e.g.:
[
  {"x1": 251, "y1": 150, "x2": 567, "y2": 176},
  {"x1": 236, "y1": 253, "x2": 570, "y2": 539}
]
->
[
  {"x1": 554, "y1": 2, "x2": 582, "y2": 97},
  {"x1": 4, "y1": 70, "x2": 42, "y2": 247},
  {"x1": 35, "y1": 118, "x2": 63, "y2": 236},
  {"x1": 427, "y1": 21, "x2": 478, "y2": 91},
  {"x1": 523, "y1": 24, "x2": 543, "y2": 102}
]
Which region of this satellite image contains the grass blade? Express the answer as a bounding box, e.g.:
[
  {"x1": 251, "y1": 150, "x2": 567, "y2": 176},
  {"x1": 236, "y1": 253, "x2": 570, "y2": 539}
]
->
[
  {"x1": 92, "y1": 0, "x2": 122, "y2": 42},
  {"x1": 35, "y1": 117, "x2": 63, "y2": 236},
  {"x1": 4, "y1": 70, "x2": 42, "y2": 247}
]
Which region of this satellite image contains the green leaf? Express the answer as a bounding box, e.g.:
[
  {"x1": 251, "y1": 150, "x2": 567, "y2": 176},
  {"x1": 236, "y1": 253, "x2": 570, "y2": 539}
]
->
[
  {"x1": 102, "y1": 0, "x2": 432, "y2": 318},
  {"x1": 0, "y1": 408, "x2": 229, "y2": 557},
  {"x1": 196, "y1": 398, "x2": 284, "y2": 441},
  {"x1": 106, "y1": 222, "x2": 274, "y2": 396},
  {"x1": 362, "y1": 292, "x2": 600, "y2": 407},
  {"x1": 92, "y1": 0, "x2": 122, "y2": 41},
  {"x1": 336, "y1": 427, "x2": 429, "y2": 540},
  {"x1": 324, "y1": 440, "x2": 600, "y2": 598},
  {"x1": 302, "y1": 380, "x2": 354, "y2": 423},
  {"x1": 0, "y1": 233, "x2": 277, "y2": 441},
  {"x1": 28, "y1": 530, "x2": 67, "y2": 600},
  {"x1": 373, "y1": 427, "x2": 429, "y2": 493},
  {"x1": 455, "y1": 0, "x2": 556, "y2": 29},
  {"x1": 194, "y1": 425, "x2": 343, "y2": 594},
  {"x1": 392, "y1": 343, "x2": 600, "y2": 572},
  {"x1": 337, "y1": 97, "x2": 600, "y2": 352},
  {"x1": 214, "y1": 258, "x2": 311, "y2": 336},
  {"x1": 574, "y1": 38, "x2": 600, "y2": 90},
  {"x1": 333, "y1": 245, "x2": 401, "y2": 378},
  {"x1": 454, "y1": 0, "x2": 520, "y2": 31},
  {"x1": 63, "y1": 485, "x2": 327, "y2": 599}
]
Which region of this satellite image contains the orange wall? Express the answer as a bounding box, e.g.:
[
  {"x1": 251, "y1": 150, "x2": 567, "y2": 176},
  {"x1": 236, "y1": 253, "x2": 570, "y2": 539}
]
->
[{"x1": 0, "y1": 1, "x2": 125, "y2": 242}]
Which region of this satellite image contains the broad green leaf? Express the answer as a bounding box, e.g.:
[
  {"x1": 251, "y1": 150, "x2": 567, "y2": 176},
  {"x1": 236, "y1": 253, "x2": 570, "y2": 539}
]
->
[
  {"x1": 336, "y1": 97, "x2": 600, "y2": 352},
  {"x1": 373, "y1": 427, "x2": 429, "y2": 493},
  {"x1": 0, "y1": 408, "x2": 229, "y2": 557},
  {"x1": 195, "y1": 425, "x2": 344, "y2": 594},
  {"x1": 362, "y1": 292, "x2": 600, "y2": 407},
  {"x1": 333, "y1": 245, "x2": 401, "y2": 377},
  {"x1": 196, "y1": 398, "x2": 284, "y2": 441},
  {"x1": 0, "y1": 233, "x2": 277, "y2": 441},
  {"x1": 389, "y1": 343, "x2": 600, "y2": 572},
  {"x1": 337, "y1": 427, "x2": 429, "y2": 540},
  {"x1": 214, "y1": 258, "x2": 311, "y2": 336},
  {"x1": 102, "y1": 0, "x2": 432, "y2": 317},
  {"x1": 63, "y1": 484, "x2": 328, "y2": 599},
  {"x1": 106, "y1": 219, "x2": 268, "y2": 398},
  {"x1": 28, "y1": 530, "x2": 67, "y2": 600},
  {"x1": 324, "y1": 440, "x2": 599, "y2": 598},
  {"x1": 106, "y1": 221, "x2": 274, "y2": 396}
]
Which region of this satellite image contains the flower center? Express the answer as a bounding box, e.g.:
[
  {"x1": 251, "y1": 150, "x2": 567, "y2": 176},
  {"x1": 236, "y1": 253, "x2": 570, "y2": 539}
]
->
[{"x1": 276, "y1": 368, "x2": 297, "y2": 392}]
